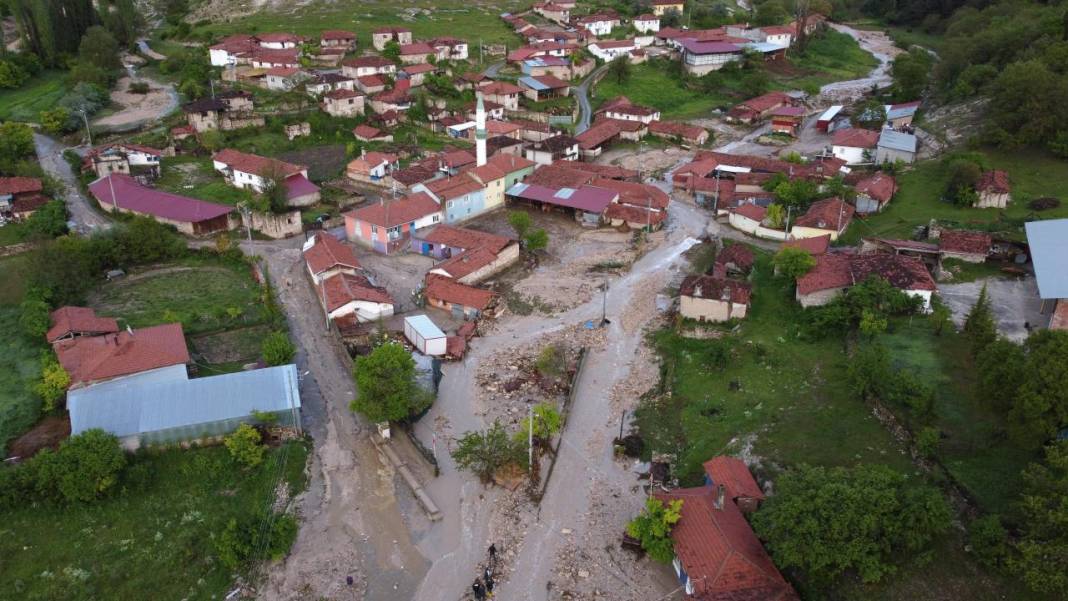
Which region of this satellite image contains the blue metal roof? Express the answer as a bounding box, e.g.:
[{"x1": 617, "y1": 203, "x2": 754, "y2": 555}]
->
[
  {"x1": 877, "y1": 129, "x2": 917, "y2": 153},
  {"x1": 519, "y1": 76, "x2": 550, "y2": 92},
  {"x1": 68, "y1": 364, "x2": 301, "y2": 437},
  {"x1": 1025, "y1": 219, "x2": 1068, "y2": 299}
]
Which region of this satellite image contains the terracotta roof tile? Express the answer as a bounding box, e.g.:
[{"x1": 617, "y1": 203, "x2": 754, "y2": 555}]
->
[
  {"x1": 54, "y1": 323, "x2": 190, "y2": 386},
  {"x1": 781, "y1": 235, "x2": 830, "y2": 255},
  {"x1": 0, "y1": 176, "x2": 43, "y2": 195},
  {"x1": 855, "y1": 172, "x2": 896, "y2": 203},
  {"x1": 303, "y1": 232, "x2": 361, "y2": 275},
  {"x1": 704, "y1": 456, "x2": 765, "y2": 501},
  {"x1": 976, "y1": 170, "x2": 1010, "y2": 194},
  {"x1": 425, "y1": 273, "x2": 496, "y2": 310},
  {"x1": 794, "y1": 197, "x2": 853, "y2": 231},
  {"x1": 47, "y1": 307, "x2": 119, "y2": 343},
  {"x1": 939, "y1": 229, "x2": 991, "y2": 256},
  {"x1": 714, "y1": 244, "x2": 755, "y2": 271},
  {"x1": 214, "y1": 149, "x2": 304, "y2": 178},
  {"x1": 348, "y1": 192, "x2": 441, "y2": 227},
  {"x1": 319, "y1": 272, "x2": 393, "y2": 311},
  {"x1": 832, "y1": 127, "x2": 880, "y2": 149},
  {"x1": 680, "y1": 274, "x2": 752, "y2": 304}
]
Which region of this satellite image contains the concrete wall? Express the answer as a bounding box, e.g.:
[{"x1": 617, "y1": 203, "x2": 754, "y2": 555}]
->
[
  {"x1": 244, "y1": 210, "x2": 302, "y2": 239},
  {"x1": 680, "y1": 296, "x2": 747, "y2": 322},
  {"x1": 456, "y1": 243, "x2": 520, "y2": 285},
  {"x1": 791, "y1": 225, "x2": 841, "y2": 242},
  {"x1": 831, "y1": 145, "x2": 868, "y2": 165},
  {"x1": 797, "y1": 286, "x2": 846, "y2": 307},
  {"x1": 975, "y1": 191, "x2": 1009, "y2": 209},
  {"x1": 875, "y1": 147, "x2": 915, "y2": 165}
]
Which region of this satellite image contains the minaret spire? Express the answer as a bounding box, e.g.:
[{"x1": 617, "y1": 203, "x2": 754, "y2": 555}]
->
[{"x1": 475, "y1": 90, "x2": 487, "y2": 167}]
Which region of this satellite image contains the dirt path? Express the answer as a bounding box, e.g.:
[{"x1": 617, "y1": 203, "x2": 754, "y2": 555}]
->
[
  {"x1": 32, "y1": 133, "x2": 113, "y2": 234},
  {"x1": 93, "y1": 73, "x2": 179, "y2": 132},
  {"x1": 409, "y1": 198, "x2": 709, "y2": 601},
  {"x1": 818, "y1": 24, "x2": 904, "y2": 104},
  {"x1": 254, "y1": 244, "x2": 430, "y2": 600}
]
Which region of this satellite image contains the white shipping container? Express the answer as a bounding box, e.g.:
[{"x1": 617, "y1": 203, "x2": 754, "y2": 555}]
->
[{"x1": 404, "y1": 314, "x2": 447, "y2": 356}]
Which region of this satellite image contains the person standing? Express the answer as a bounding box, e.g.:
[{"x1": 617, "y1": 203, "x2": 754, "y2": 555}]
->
[{"x1": 472, "y1": 579, "x2": 486, "y2": 601}]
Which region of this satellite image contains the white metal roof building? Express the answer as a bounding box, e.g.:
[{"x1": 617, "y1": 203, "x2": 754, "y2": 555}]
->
[
  {"x1": 1025, "y1": 219, "x2": 1068, "y2": 300},
  {"x1": 68, "y1": 364, "x2": 302, "y2": 449},
  {"x1": 404, "y1": 314, "x2": 447, "y2": 356}
]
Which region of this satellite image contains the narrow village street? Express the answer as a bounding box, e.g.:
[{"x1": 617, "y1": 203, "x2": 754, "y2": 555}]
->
[{"x1": 32, "y1": 133, "x2": 112, "y2": 233}]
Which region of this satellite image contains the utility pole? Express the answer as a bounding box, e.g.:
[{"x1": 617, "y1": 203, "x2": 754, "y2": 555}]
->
[
  {"x1": 80, "y1": 110, "x2": 93, "y2": 146},
  {"x1": 601, "y1": 275, "x2": 608, "y2": 325},
  {"x1": 784, "y1": 204, "x2": 793, "y2": 237},
  {"x1": 528, "y1": 405, "x2": 534, "y2": 473}
]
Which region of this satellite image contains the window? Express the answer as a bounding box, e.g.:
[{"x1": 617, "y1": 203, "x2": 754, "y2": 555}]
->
[{"x1": 371, "y1": 225, "x2": 378, "y2": 234}]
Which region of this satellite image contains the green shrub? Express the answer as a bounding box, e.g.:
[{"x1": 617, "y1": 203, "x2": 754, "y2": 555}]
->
[
  {"x1": 224, "y1": 423, "x2": 265, "y2": 467},
  {"x1": 969, "y1": 514, "x2": 1009, "y2": 569},
  {"x1": 261, "y1": 331, "x2": 296, "y2": 366}
]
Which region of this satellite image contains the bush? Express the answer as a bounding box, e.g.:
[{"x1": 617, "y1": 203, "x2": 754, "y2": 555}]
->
[
  {"x1": 916, "y1": 426, "x2": 941, "y2": 458},
  {"x1": 214, "y1": 511, "x2": 298, "y2": 569},
  {"x1": 225, "y1": 423, "x2": 266, "y2": 467},
  {"x1": 535, "y1": 344, "x2": 565, "y2": 378},
  {"x1": 1028, "y1": 197, "x2": 1060, "y2": 211},
  {"x1": 128, "y1": 81, "x2": 150, "y2": 94},
  {"x1": 516, "y1": 402, "x2": 562, "y2": 442},
  {"x1": 451, "y1": 422, "x2": 526, "y2": 482},
  {"x1": 351, "y1": 342, "x2": 431, "y2": 423},
  {"x1": 24, "y1": 429, "x2": 127, "y2": 504},
  {"x1": 34, "y1": 352, "x2": 71, "y2": 413},
  {"x1": 969, "y1": 514, "x2": 1009, "y2": 569},
  {"x1": 626, "y1": 497, "x2": 683, "y2": 563},
  {"x1": 261, "y1": 331, "x2": 296, "y2": 366}
]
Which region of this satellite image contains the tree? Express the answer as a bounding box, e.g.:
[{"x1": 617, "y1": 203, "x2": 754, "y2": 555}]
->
[
  {"x1": 847, "y1": 342, "x2": 891, "y2": 400},
  {"x1": 890, "y1": 47, "x2": 933, "y2": 102},
  {"x1": 1011, "y1": 441, "x2": 1068, "y2": 596},
  {"x1": 944, "y1": 157, "x2": 981, "y2": 206},
  {"x1": 524, "y1": 228, "x2": 548, "y2": 252},
  {"x1": 772, "y1": 246, "x2": 816, "y2": 280},
  {"x1": 535, "y1": 344, "x2": 565, "y2": 378},
  {"x1": 261, "y1": 331, "x2": 296, "y2": 366},
  {"x1": 859, "y1": 307, "x2": 888, "y2": 338},
  {"x1": 101, "y1": 0, "x2": 143, "y2": 46},
  {"x1": 351, "y1": 341, "x2": 431, "y2": 423},
  {"x1": 507, "y1": 210, "x2": 532, "y2": 238},
  {"x1": 0, "y1": 121, "x2": 34, "y2": 174},
  {"x1": 986, "y1": 60, "x2": 1068, "y2": 148},
  {"x1": 975, "y1": 338, "x2": 1025, "y2": 413},
  {"x1": 755, "y1": 1, "x2": 788, "y2": 25},
  {"x1": 39, "y1": 107, "x2": 70, "y2": 134},
  {"x1": 382, "y1": 40, "x2": 401, "y2": 62},
  {"x1": 772, "y1": 177, "x2": 819, "y2": 209},
  {"x1": 451, "y1": 422, "x2": 525, "y2": 481},
  {"x1": 46, "y1": 429, "x2": 126, "y2": 503},
  {"x1": 0, "y1": 58, "x2": 29, "y2": 88},
  {"x1": 1009, "y1": 330, "x2": 1068, "y2": 447},
  {"x1": 929, "y1": 296, "x2": 952, "y2": 336},
  {"x1": 25, "y1": 200, "x2": 69, "y2": 238},
  {"x1": 660, "y1": 8, "x2": 682, "y2": 28},
  {"x1": 752, "y1": 464, "x2": 952, "y2": 587},
  {"x1": 626, "y1": 497, "x2": 683, "y2": 563},
  {"x1": 34, "y1": 352, "x2": 70, "y2": 412},
  {"x1": 225, "y1": 423, "x2": 266, "y2": 467},
  {"x1": 78, "y1": 25, "x2": 121, "y2": 72},
  {"x1": 969, "y1": 514, "x2": 1009, "y2": 570},
  {"x1": 852, "y1": 98, "x2": 887, "y2": 130},
  {"x1": 963, "y1": 284, "x2": 997, "y2": 356},
  {"x1": 260, "y1": 165, "x2": 290, "y2": 214},
  {"x1": 765, "y1": 203, "x2": 786, "y2": 229},
  {"x1": 608, "y1": 54, "x2": 631, "y2": 84},
  {"x1": 517, "y1": 402, "x2": 562, "y2": 442}
]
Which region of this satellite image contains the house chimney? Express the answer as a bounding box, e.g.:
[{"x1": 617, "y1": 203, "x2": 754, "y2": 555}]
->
[{"x1": 714, "y1": 483, "x2": 726, "y2": 510}]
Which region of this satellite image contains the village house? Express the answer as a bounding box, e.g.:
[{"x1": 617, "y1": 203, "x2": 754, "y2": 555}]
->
[
  {"x1": 854, "y1": 172, "x2": 896, "y2": 214},
  {"x1": 727, "y1": 91, "x2": 797, "y2": 123},
  {"x1": 533, "y1": 2, "x2": 571, "y2": 24},
  {"x1": 712, "y1": 243, "x2": 755, "y2": 278},
  {"x1": 315, "y1": 271, "x2": 395, "y2": 323},
  {"x1": 647, "y1": 121, "x2": 709, "y2": 146},
  {"x1": 399, "y1": 42, "x2": 436, "y2": 65},
  {"x1": 525, "y1": 134, "x2": 580, "y2": 165},
  {"x1": 209, "y1": 34, "x2": 258, "y2": 66},
  {"x1": 518, "y1": 74, "x2": 570, "y2": 102},
  {"x1": 321, "y1": 88, "x2": 366, "y2": 117},
  {"x1": 598, "y1": 96, "x2": 661, "y2": 124},
  {"x1": 181, "y1": 95, "x2": 264, "y2": 132},
  {"x1": 816, "y1": 105, "x2": 846, "y2": 132},
  {"x1": 372, "y1": 26, "x2": 413, "y2": 51},
  {"x1": 424, "y1": 273, "x2": 497, "y2": 320},
  {"x1": 46, "y1": 306, "x2": 119, "y2": 344},
  {"x1": 791, "y1": 197, "x2": 854, "y2": 241},
  {"x1": 81, "y1": 143, "x2": 163, "y2": 181},
  {"x1": 831, "y1": 128, "x2": 880, "y2": 165},
  {"x1": 413, "y1": 173, "x2": 488, "y2": 223},
  {"x1": 760, "y1": 24, "x2": 795, "y2": 47},
  {"x1": 588, "y1": 39, "x2": 640, "y2": 61},
  {"x1": 633, "y1": 14, "x2": 660, "y2": 33},
  {"x1": 575, "y1": 13, "x2": 620, "y2": 37},
  {"x1": 1025, "y1": 218, "x2": 1068, "y2": 330},
  {"x1": 728, "y1": 203, "x2": 768, "y2": 236},
  {"x1": 352, "y1": 124, "x2": 394, "y2": 143},
  {"x1": 345, "y1": 191, "x2": 443, "y2": 253},
  {"x1": 796, "y1": 252, "x2": 937, "y2": 310},
  {"x1": 347, "y1": 151, "x2": 400, "y2": 185},
  {"x1": 0, "y1": 176, "x2": 46, "y2": 222},
  {"x1": 249, "y1": 48, "x2": 301, "y2": 70},
  {"x1": 680, "y1": 39, "x2": 743, "y2": 75},
  {"x1": 212, "y1": 149, "x2": 320, "y2": 207},
  {"x1": 875, "y1": 129, "x2": 918, "y2": 164},
  {"x1": 431, "y1": 37, "x2": 469, "y2": 61},
  {"x1": 416, "y1": 224, "x2": 519, "y2": 284},
  {"x1": 305, "y1": 72, "x2": 356, "y2": 96},
  {"x1": 255, "y1": 32, "x2": 303, "y2": 49},
  {"x1": 770, "y1": 106, "x2": 805, "y2": 137},
  {"x1": 342, "y1": 55, "x2": 397, "y2": 78},
  {"x1": 885, "y1": 101, "x2": 920, "y2": 129},
  {"x1": 939, "y1": 229, "x2": 991, "y2": 263},
  {"x1": 355, "y1": 74, "x2": 388, "y2": 94},
  {"x1": 320, "y1": 30, "x2": 356, "y2": 50},
  {"x1": 575, "y1": 120, "x2": 623, "y2": 158},
  {"x1": 370, "y1": 81, "x2": 414, "y2": 113},
  {"x1": 649, "y1": 0, "x2": 685, "y2": 15},
  {"x1": 507, "y1": 41, "x2": 577, "y2": 63},
  {"x1": 487, "y1": 153, "x2": 537, "y2": 188},
  {"x1": 465, "y1": 162, "x2": 509, "y2": 212},
  {"x1": 400, "y1": 63, "x2": 437, "y2": 87},
  {"x1": 974, "y1": 170, "x2": 1011, "y2": 209},
  {"x1": 653, "y1": 457, "x2": 798, "y2": 601},
  {"x1": 264, "y1": 67, "x2": 311, "y2": 91},
  {"x1": 679, "y1": 274, "x2": 752, "y2": 322},
  {"x1": 89, "y1": 174, "x2": 234, "y2": 236},
  {"x1": 303, "y1": 231, "x2": 362, "y2": 284},
  {"x1": 478, "y1": 81, "x2": 524, "y2": 111}
]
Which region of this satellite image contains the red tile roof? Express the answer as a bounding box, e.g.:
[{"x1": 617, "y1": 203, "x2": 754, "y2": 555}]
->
[
  {"x1": 432, "y1": 247, "x2": 500, "y2": 280},
  {"x1": 425, "y1": 274, "x2": 496, "y2": 310},
  {"x1": 487, "y1": 153, "x2": 537, "y2": 174},
  {"x1": 304, "y1": 232, "x2": 361, "y2": 275},
  {"x1": 592, "y1": 178, "x2": 669, "y2": 210},
  {"x1": 321, "y1": 30, "x2": 356, "y2": 40},
  {"x1": 704, "y1": 456, "x2": 765, "y2": 501},
  {"x1": 480, "y1": 81, "x2": 524, "y2": 96},
  {"x1": 733, "y1": 203, "x2": 766, "y2": 222},
  {"x1": 403, "y1": 63, "x2": 437, "y2": 75},
  {"x1": 54, "y1": 323, "x2": 190, "y2": 386},
  {"x1": 0, "y1": 176, "x2": 43, "y2": 195},
  {"x1": 976, "y1": 170, "x2": 1010, "y2": 194},
  {"x1": 850, "y1": 253, "x2": 937, "y2": 291},
  {"x1": 653, "y1": 484, "x2": 798, "y2": 601},
  {"x1": 399, "y1": 42, "x2": 435, "y2": 55},
  {"x1": 832, "y1": 127, "x2": 880, "y2": 149},
  {"x1": 575, "y1": 119, "x2": 622, "y2": 150},
  {"x1": 344, "y1": 55, "x2": 394, "y2": 68},
  {"x1": 319, "y1": 273, "x2": 393, "y2": 311},
  {"x1": 680, "y1": 274, "x2": 752, "y2": 304},
  {"x1": 603, "y1": 203, "x2": 666, "y2": 226},
  {"x1": 781, "y1": 235, "x2": 830, "y2": 255},
  {"x1": 348, "y1": 192, "x2": 441, "y2": 228},
  {"x1": 421, "y1": 224, "x2": 512, "y2": 253},
  {"x1": 214, "y1": 148, "x2": 304, "y2": 178},
  {"x1": 256, "y1": 32, "x2": 303, "y2": 43},
  {"x1": 353, "y1": 124, "x2": 386, "y2": 140},
  {"x1": 88, "y1": 174, "x2": 233, "y2": 224},
  {"x1": 714, "y1": 244, "x2": 755, "y2": 271},
  {"x1": 324, "y1": 88, "x2": 362, "y2": 100},
  {"x1": 357, "y1": 74, "x2": 387, "y2": 88},
  {"x1": 648, "y1": 120, "x2": 707, "y2": 141},
  {"x1": 265, "y1": 66, "x2": 301, "y2": 77},
  {"x1": 854, "y1": 172, "x2": 896, "y2": 203},
  {"x1": 423, "y1": 173, "x2": 484, "y2": 200},
  {"x1": 939, "y1": 229, "x2": 991, "y2": 256},
  {"x1": 441, "y1": 149, "x2": 476, "y2": 169},
  {"x1": 796, "y1": 253, "x2": 853, "y2": 296},
  {"x1": 46, "y1": 307, "x2": 119, "y2": 343},
  {"x1": 793, "y1": 197, "x2": 853, "y2": 232},
  {"x1": 466, "y1": 162, "x2": 508, "y2": 184}
]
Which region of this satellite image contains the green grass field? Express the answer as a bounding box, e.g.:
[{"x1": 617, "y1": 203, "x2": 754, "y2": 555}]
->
[
  {"x1": 0, "y1": 255, "x2": 44, "y2": 454},
  {"x1": 843, "y1": 148, "x2": 1068, "y2": 244},
  {"x1": 637, "y1": 249, "x2": 911, "y2": 484},
  {"x1": 0, "y1": 442, "x2": 308, "y2": 600},
  {"x1": 191, "y1": 0, "x2": 527, "y2": 48},
  {"x1": 0, "y1": 222, "x2": 28, "y2": 247},
  {"x1": 154, "y1": 157, "x2": 253, "y2": 206},
  {"x1": 88, "y1": 257, "x2": 268, "y2": 336},
  {"x1": 0, "y1": 70, "x2": 68, "y2": 122},
  {"x1": 592, "y1": 62, "x2": 731, "y2": 119}
]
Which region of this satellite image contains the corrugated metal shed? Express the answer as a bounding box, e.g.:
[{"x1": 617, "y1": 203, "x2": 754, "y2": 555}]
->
[
  {"x1": 518, "y1": 76, "x2": 550, "y2": 92},
  {"x1": 68, "y1": 364, "x2": 301, "y2": 440},
  {"x1": 1025, "y1": 219, "x2": 1068, "y2": 299},
  {"x1": 877, "y1": 129, "x2": 917, "y2": 153}
]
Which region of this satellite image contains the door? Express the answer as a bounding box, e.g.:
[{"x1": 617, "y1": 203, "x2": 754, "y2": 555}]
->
[{"x1": 422, "y1": 242, "x2": 431, "y2": 256}]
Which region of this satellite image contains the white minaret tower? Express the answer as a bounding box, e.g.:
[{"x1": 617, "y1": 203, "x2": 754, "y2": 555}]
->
[{"x1": 475, "y1": 91, "x2": 488, "y2": 167}]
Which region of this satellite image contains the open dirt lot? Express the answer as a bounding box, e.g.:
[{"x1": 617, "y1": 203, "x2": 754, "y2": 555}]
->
[
  {"x1": 93, "y1": 75, "x2": 178, "y2": 131},
  {"x1": 940, "y1": 275, "x2": 1046, "y2": 342}
]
